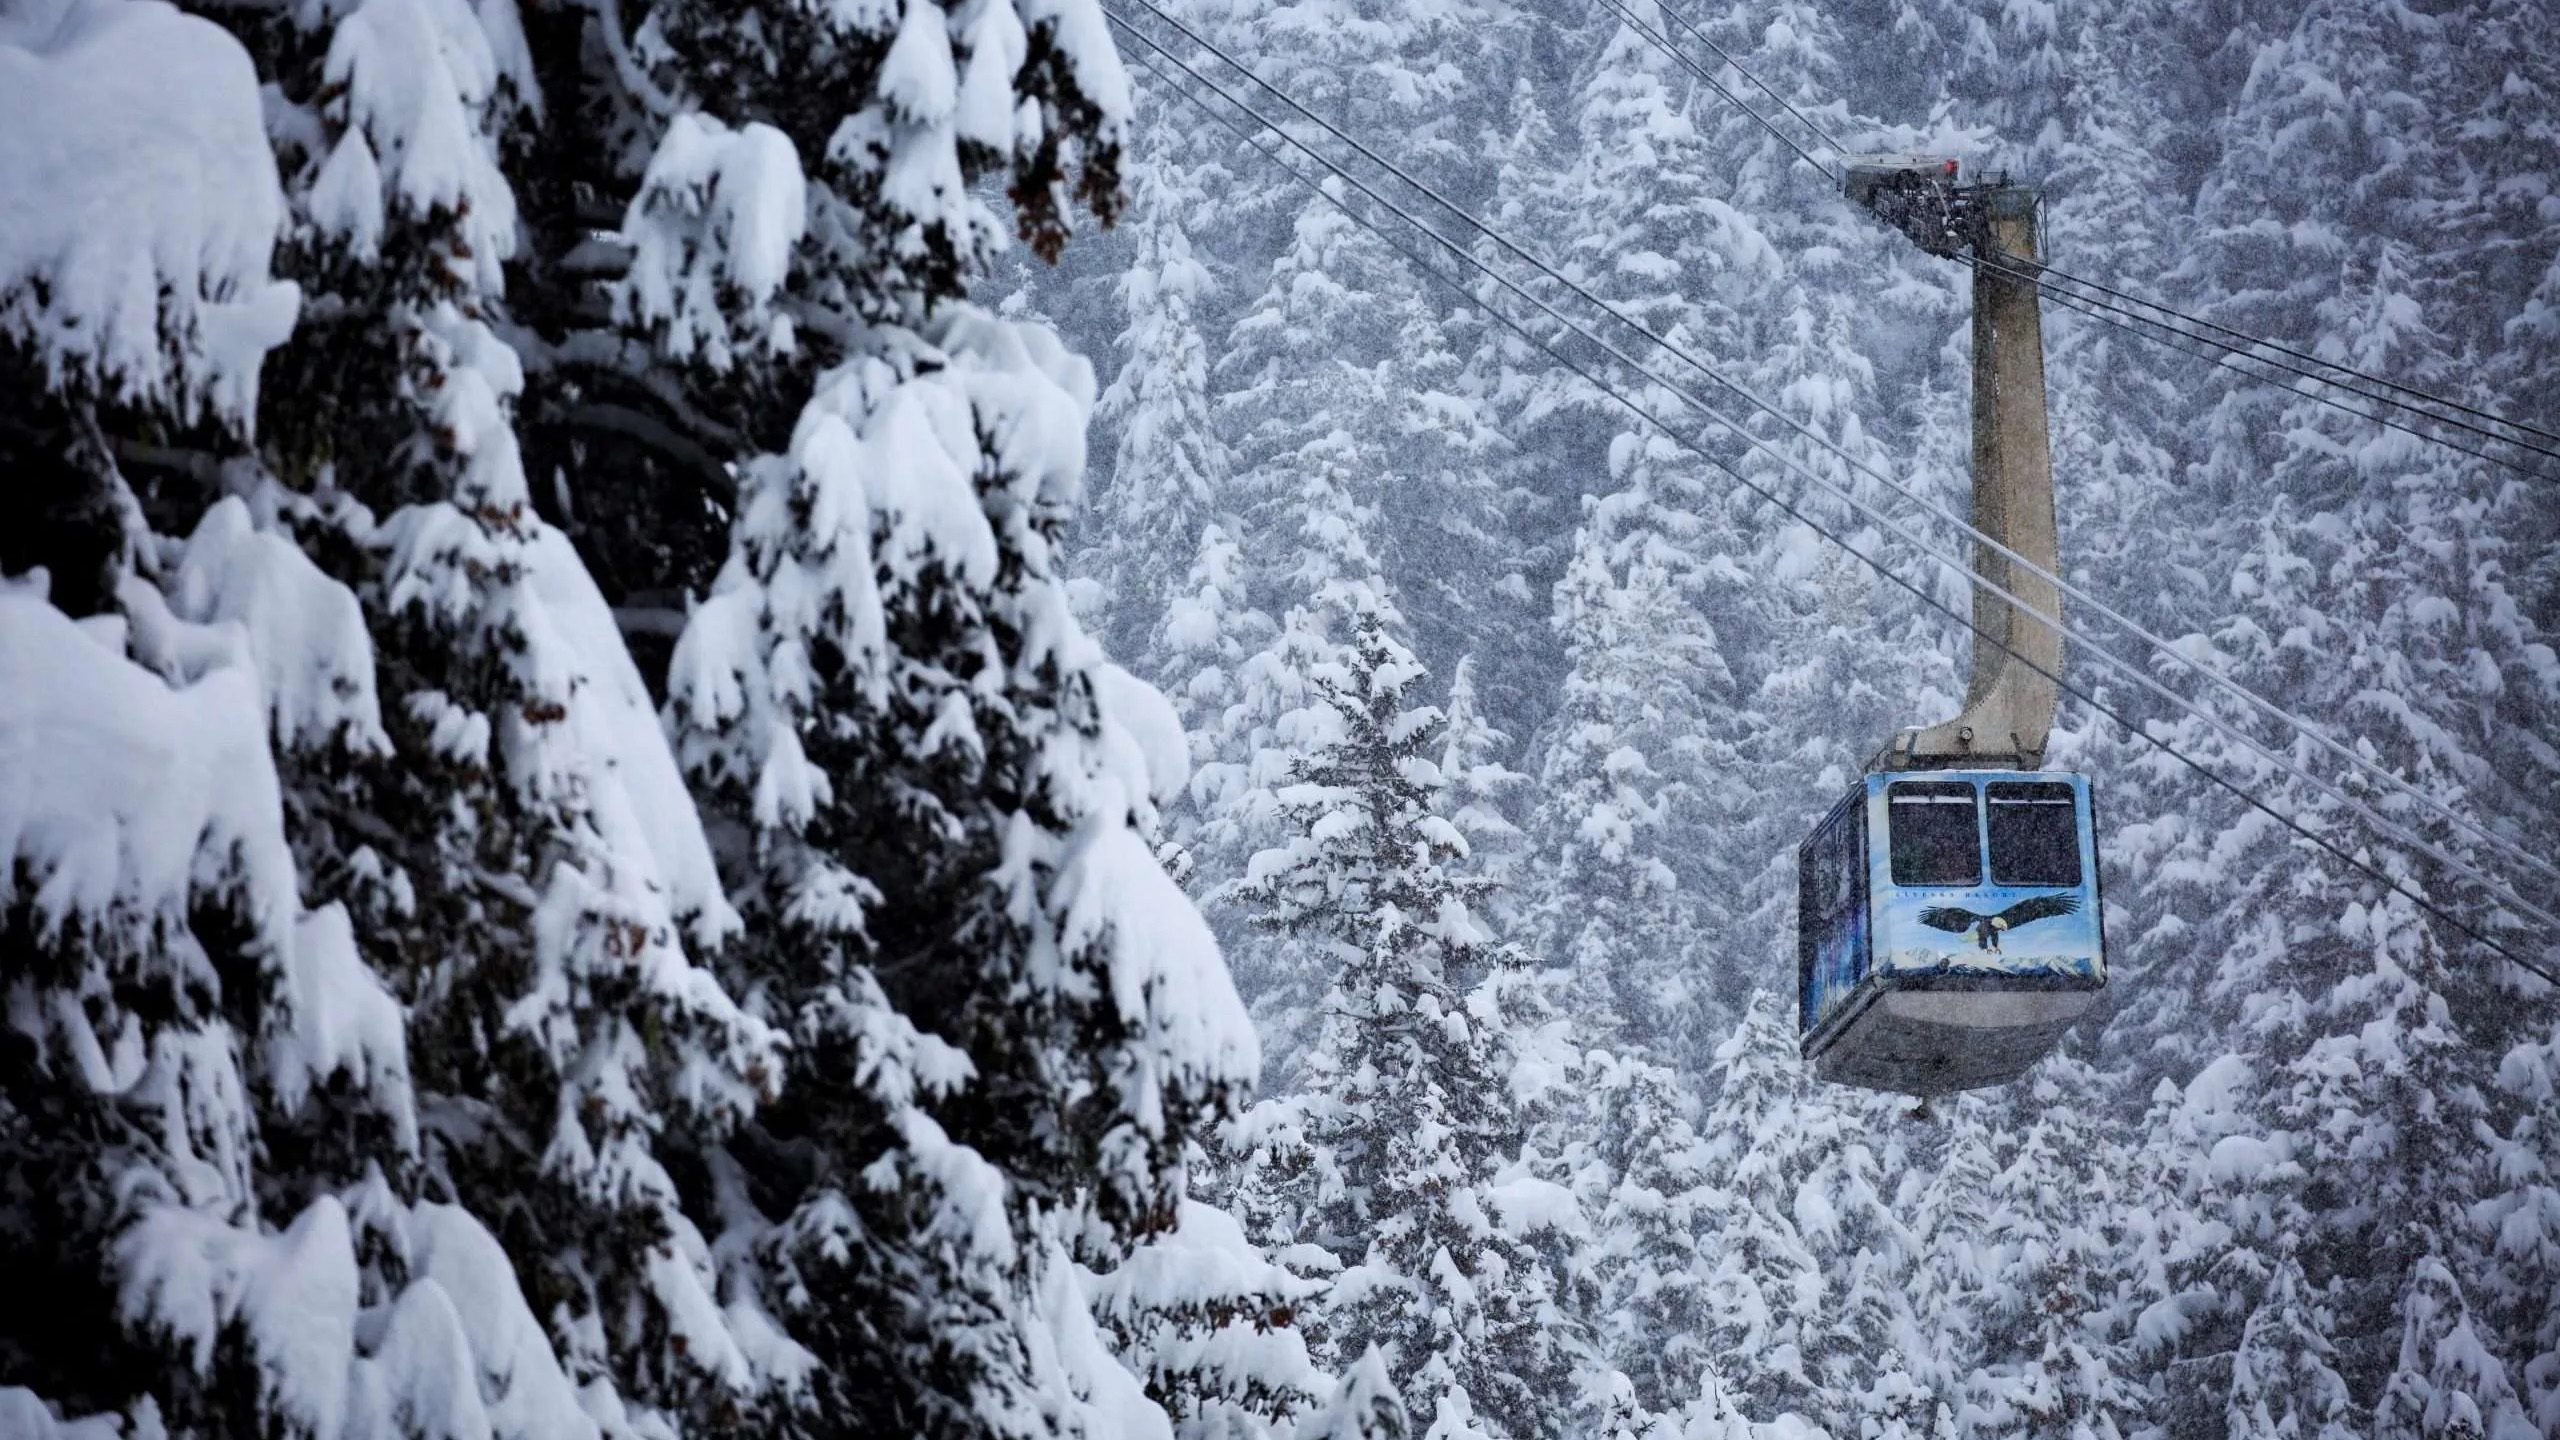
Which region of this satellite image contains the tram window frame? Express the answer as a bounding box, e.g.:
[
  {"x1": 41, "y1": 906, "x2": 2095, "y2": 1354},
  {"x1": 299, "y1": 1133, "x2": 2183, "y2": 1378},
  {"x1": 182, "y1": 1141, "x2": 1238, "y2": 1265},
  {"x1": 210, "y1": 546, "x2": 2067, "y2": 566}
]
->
[
  {"x1": 1887, "y1": 781, "x2": 1982, "y2": 887},
  {"x1": 1986, "y1": 781, "x2": 2082, "y2": 887}
]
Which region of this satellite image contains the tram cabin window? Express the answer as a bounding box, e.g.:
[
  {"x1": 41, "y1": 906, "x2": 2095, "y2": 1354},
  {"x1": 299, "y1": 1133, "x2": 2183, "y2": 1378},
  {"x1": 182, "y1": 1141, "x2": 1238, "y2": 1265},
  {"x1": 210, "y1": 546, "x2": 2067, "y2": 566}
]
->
[
  {"x1": 1987, "y1": 781, "x2": 2081, "y2": 886},
  {"x1": 1888, "y1": 782, "x2": 1981, "y2": 886}
]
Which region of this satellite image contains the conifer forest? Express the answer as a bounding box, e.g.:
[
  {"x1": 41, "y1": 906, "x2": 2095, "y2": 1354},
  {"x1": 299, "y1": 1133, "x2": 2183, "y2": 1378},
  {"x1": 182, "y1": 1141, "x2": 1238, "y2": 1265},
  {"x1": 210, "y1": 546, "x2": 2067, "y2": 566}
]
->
[{"x1": 4, "y1": 0, "x2": 2558, "y2": 1436}]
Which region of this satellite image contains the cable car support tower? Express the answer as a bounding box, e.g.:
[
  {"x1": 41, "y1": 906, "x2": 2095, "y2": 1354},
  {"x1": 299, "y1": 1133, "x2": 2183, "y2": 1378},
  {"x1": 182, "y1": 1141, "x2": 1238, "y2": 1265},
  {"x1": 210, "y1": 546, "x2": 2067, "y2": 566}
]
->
[{"x1": 1795, "y1": 159, "x2": 2104, "y2": 1096}]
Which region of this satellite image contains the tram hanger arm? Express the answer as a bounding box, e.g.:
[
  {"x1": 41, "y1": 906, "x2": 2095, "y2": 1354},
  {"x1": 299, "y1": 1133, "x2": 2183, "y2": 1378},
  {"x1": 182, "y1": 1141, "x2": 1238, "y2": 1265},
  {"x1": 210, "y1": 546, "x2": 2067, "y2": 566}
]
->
[{"x1": 1868, "y1": 177, "x2": 2061, "y2": 773}]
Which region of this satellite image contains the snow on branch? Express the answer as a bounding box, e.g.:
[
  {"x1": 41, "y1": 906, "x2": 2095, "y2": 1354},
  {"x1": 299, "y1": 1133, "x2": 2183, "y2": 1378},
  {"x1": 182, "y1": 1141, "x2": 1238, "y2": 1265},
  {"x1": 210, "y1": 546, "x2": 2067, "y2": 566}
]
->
[
  {"x1": 0, "y1": 584, "x2": 415, "y2": 1143},
  {"x1": 619, "y1": 113, "x2": 808, "y2": 372},
  {"x1": 317, "y1": 0, "x2": 524, "y2": 286},
  {"x1": 0, "y1": 0, "x2": 299, "y2": 429}
]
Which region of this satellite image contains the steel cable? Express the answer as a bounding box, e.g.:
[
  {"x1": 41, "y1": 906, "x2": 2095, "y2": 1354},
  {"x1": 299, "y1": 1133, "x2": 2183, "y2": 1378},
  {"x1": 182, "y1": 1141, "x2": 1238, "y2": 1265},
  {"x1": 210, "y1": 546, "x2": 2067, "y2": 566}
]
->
[
  {"x1": 1591, "y1": 0, "x2": 1837, "y2": 181},
  {"x1": 1963, "y1": 252, "x2": 2560, "y2": 480},
  {"x1": 1983, "y1": 252, "x2": 2560, "y2": 486},
  {"x1": 1649, "y1": 0, "x2": 1851, "y2": 159},
  {"x1": 2019, "y1": 255, "x2": 2560, "y2": 454}
]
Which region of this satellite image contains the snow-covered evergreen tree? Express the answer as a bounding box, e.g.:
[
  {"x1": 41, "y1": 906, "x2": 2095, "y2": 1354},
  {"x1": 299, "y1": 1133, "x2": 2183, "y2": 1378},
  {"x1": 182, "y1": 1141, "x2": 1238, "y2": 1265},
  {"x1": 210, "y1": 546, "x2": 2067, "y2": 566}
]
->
[
  {"x1": 4, "y1": 0, "x2": 784, "y2": 1432},
  {"x1": 2479, "y1": 1011, "x2": 2560, "y2": 1436},
  {"x1": 1528, "y1": 529, "x2": 1729, "y2": 1053},
  {"x1": 1302, "y1": 1347, "x2": 1415, "y2": 1440},
  {"x1": 1436, "y1": 656, "x2": 1532, "y2": 915},
  {"x1": 622, "y1": 0, "x2": 1265, "y2": 1430},
  {"x1": 1692, "y1": 990, "x2": 1935, "y2": 1438},
  {"x1": 1087, "y1": 1195, "x2": 1331, "y2": 1439},
  {"x1": 7, "y1": 0, "x2": 1270, "y2": 1433},
  {"x1": 1568, "y1": 1048, "x2": 1748, "y2": 1428},
  {"x1": 1950, "y1": 1064, "x2": 2145, "y2": 1440},
  {"x1": 1221, "y1": 582, "x2": 1588, "y2": 1439},
  {"x1": 1086, "y1": 89, "x2": 1236, "y2": 673}
]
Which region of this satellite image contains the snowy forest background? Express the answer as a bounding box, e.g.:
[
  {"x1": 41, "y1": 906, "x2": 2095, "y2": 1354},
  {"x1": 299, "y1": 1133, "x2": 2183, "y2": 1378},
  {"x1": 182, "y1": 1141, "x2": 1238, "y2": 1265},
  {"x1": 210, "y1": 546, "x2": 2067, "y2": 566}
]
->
[{"x1": 2, "y1": 0, "x2": 2556, "y2": 1436}]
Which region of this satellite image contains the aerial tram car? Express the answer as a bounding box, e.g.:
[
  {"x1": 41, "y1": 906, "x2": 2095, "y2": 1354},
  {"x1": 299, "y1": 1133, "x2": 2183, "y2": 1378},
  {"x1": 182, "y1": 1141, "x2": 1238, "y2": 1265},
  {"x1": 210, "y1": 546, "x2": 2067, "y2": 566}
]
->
[{"x1": 1796, "y1": 156, "x2": 2107, "y2": 1096}]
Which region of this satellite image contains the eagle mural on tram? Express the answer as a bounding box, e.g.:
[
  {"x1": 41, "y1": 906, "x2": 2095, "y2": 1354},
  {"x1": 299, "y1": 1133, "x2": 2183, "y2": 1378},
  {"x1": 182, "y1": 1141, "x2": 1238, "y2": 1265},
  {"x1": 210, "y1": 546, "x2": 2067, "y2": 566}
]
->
[{"x1": 1917, "y1": 891, "x2": 2082, "y2": 952}]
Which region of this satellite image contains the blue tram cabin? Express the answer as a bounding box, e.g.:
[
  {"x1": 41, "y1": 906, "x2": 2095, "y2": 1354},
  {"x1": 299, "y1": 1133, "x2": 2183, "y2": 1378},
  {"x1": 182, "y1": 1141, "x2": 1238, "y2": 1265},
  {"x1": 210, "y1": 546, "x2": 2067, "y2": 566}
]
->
[{"x1": 1795, "y1": 770, "x2": 2105, "y2": 1094}]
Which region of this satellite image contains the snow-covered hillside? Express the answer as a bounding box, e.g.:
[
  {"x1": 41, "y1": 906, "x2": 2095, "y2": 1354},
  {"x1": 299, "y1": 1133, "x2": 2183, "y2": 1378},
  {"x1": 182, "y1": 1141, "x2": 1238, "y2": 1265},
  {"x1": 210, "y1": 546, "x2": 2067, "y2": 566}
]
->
[
  {"x1": 1033, "y1": 0, "x2": 2560, "y2": 1435},
  {"x1": 3, "y1": 0, "x2": 2555, "y2": 1437}
]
